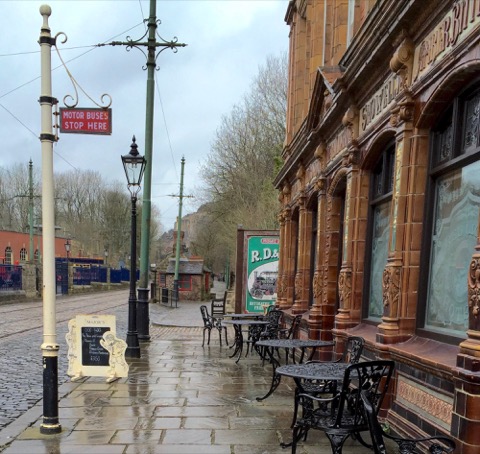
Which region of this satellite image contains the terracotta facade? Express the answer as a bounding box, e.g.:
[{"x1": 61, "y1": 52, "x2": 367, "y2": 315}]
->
[{"x1": 276, "y1": 0, "x2": 480, "y2": 451}]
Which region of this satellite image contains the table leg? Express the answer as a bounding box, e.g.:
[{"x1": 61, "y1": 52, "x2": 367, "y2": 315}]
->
[
  {"x1": 228, "y1": 324, "x2": 244, "y2": 363},
  {"x1": 256, "y1": 346, "x2": 282, "y2": 401}
]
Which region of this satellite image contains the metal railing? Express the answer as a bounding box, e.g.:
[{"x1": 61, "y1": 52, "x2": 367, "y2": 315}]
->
[{"x1": 0, "y1": 264, "x2": 22, "y2": 291}]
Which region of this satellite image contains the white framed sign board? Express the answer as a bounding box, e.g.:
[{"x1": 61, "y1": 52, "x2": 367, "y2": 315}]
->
[{"x1": 66, "y1": 314, "x2": 129, "y2": 383}]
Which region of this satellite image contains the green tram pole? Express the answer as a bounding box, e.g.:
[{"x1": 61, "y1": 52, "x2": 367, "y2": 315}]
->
[
  {"x1": 136, "y1": 0, "x2": 157, "y2": 342},
  {"x1": 101, "y1": 0, "x2": 186, "y2": 341},
  {"x1": 173, "y1": 157, "x2": 186, "y2": 304}
]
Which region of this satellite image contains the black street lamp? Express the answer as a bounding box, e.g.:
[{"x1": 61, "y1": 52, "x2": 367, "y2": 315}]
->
[
  {"x1": 121, "y1": 136, "x2": 146, "y2": 358},
  {"x1": 64, "y1": 238, "x2": 71, "y2": 258},
  {"x1": 64, "y1": 239, "x2": 71, "y2": 294}
]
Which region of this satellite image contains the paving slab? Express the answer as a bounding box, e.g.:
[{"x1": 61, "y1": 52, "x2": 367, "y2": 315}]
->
[{"x1": 0, "y1": 281, "x2": 383, "y2": 454}]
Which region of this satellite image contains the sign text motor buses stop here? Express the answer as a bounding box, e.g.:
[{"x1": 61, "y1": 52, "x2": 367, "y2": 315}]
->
[{"x1": 59, "y1": 108, "x2": 112, "y2": 135}]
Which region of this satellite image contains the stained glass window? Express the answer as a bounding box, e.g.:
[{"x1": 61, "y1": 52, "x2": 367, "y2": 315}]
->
[
  {"x1": 425, "y1": 87, "x2": 480, "y2": 337},
  {"x1": 368, "y1": 202, "x2": 390, "y2": 319},
  {"x1": 366, "y1": 143, "x2": 395, "y2": 320},
  {"x1": 426, "y1": 162, "x2": 480, "y2": 334}
]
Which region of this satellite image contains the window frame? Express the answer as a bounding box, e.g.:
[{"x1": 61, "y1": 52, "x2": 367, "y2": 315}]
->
[
  {"x1": 417, "y1": 83, "x2": 480, "y2": 344},
  {"x1": 362, "y1": 142, "x2": 395, "y2": 322},
  {"x1": 178, "y1": 274, "x2": 192, "y2": 291}
]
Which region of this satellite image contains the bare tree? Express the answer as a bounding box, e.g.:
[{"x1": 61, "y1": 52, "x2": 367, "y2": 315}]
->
[{"x1": 197, "y1": 52, "x2": 287, "y2": 273}]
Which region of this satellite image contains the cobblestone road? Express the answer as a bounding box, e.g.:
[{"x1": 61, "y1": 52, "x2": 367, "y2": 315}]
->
[{"x1": 0, "y1": 291, "x2": 132, "y2": 430}]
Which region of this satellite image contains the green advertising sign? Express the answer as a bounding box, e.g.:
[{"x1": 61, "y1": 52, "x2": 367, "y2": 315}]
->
[{"x1": 246, "y1": 235, "x2": 279, "y2": 313}]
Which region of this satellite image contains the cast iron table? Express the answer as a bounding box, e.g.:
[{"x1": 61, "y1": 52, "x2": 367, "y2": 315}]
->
[
  {"x1": 254, "y1": 339, "x2": 334, "y2": 401},
  {"x1": 222, "y1": 319, "x2": 269, "y2": 363},
  {"x1": 222, "y1": 313, "x2": 266, "y2": 319},
  {"x1": 276, "y1": 361, "x2": 350, "y2": 448}
]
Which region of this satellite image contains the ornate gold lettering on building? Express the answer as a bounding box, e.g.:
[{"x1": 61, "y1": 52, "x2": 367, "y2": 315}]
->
[
  {"x1": 360, "y1": 74, "x2": 402, "y2": 134},
  {"x1": 413, "y1": 0, "x2": 480, "y2": 82},
  {"x1": 327, "y1": 127, "x2": 350, "y2": 161}
]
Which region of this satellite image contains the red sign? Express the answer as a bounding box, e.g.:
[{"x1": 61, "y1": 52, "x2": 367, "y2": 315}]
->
[{"x1": 59, "y1": 108, "x2": 112, "y2": 135}]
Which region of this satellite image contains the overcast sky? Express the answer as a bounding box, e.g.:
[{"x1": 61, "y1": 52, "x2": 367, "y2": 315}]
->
[{"x1": 0, "y1": 0, "x2": 289, "y2": 231}]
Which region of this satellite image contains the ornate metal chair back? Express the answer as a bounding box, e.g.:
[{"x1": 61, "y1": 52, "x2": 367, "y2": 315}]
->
[
  {"x1": 340, "y1": 336, "x2": 365, "y2": 364},
  {"x1": 286, "y1": 315, "x2": 302, "y2": 339},
  {"x1": 200, "y1": 305, "x2": 213, "y2": 329}
]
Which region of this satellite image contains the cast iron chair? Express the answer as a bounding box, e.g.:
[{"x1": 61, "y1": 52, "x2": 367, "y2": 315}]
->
[
  {"x1": 211, "y1": 291, "x2": 227, "y2": 317},
  {"x1": 289, "y1": 360, "x2": 395, "y2": 454},
  {"x1": 278, "y1": 314, "x2": 302, "y2": 363},
  {"x1": 254, "y1": 308, "x2": 284, "y2": 358},
  {"x1": 360, "y1": 390, "x2": 456, "y2": 454},
  {"x1": 291, "y1": 336, "x2": 365, "y2": 428},
  {"x1": 200, "y1": 305, "x2": 228, "y2": 347}
]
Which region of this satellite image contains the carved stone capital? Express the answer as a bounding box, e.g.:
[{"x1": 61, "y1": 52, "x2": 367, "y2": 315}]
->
[
  {"x1": 390, "y1": 36, "x2": 414, "y2": 89},
  {"x1": 399, "y1": 93, "x2": 414, "y2": 123},
  {"x1": 314, "y1": 177, "x2": 326, "y2": 194},
  {"x1": 298, "y1": 191, "x2": 307, "y2": 209},
  {"x1": 342, "y1": 106, "x2": 359, "y2": 142},
  {"x1": 390, "y1": 92, "x2": 414, "y2": 126},
  {"x1": 382, "y1": 265, "x2": 401, "y2": 318},
  {"x1": 338, "y1": 268, "x2": 352, "y2": 310},
  {"x1": 312, "y1": 271, "x2": 321, "y2": 300},
  {"x1": 295, "y1": 271, "x2": 304, "y2": 300},
  {"x1": 314, "y1": 142, "x2": 327, "y2": 160},
  {"x1": 468, "y1": 255, "x2": 480, "y2": 330}
]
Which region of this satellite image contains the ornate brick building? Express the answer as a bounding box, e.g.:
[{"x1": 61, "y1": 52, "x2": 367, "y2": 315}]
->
[{"x1": 276, "y1": 0, "x2": 480, "y2": 450}]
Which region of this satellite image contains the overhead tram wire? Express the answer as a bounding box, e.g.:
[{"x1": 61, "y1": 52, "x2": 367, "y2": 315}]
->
[
  {"x1": 0, "y1": 103, "x2": 79, "y2": 172},
  {"x1": 0, "y1": 21, "x2": 145, "y2": 172},
  {"x1": 155, "y1": 80, "x2": 179, "y2": 181},
  {"x1": 0, "y1": 21, "x2": 144, "y2": 100}
]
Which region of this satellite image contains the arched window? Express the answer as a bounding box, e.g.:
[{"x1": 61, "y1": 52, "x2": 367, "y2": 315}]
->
[
  {"x1": 420, "y1": 85, "x2": 480, "y2": 338},
  {"x1": 364, "y1": 142, "x2": 395, "y2": 320},
  {"x1": 4, "y1": 247, "x2": 12, "y2": 265},
  {"x1": 34, "y1": 249, "x2": 40, "y2": 263},
  {"x1": 20, "y1": 248, "x2": 27, "y2": 262}
]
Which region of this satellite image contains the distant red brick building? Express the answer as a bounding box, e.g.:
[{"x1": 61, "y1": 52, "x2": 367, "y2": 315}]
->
[{"x1": 0, "y1": 230, "x2": 69, "y2": 264}]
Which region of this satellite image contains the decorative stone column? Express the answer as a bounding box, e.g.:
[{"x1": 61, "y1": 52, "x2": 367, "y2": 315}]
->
[
  {"x1": 283, "y1": 208, "x2": 297, "y2": 309},
  {"x1": 376, "y1": 36, "x2": 417, "y2": 344},
  {"x1": 454, "y1": 241, "x2": 480, "y2": 453},
  {"x1": 377, "y1": 105, "x2": 417, "y2": 344},
  {"x1": 276, "y1": 210, "x2": 287, "y2": 309},
  {"x1": 309, "y1": 178, "x2": 334, "y2": 339},
  {"x1": 335, "y1": 172, "x2": 356, "y2": 330},
  {"x1": 291, "y1": 193, "x2": 310, "y2": 314}
]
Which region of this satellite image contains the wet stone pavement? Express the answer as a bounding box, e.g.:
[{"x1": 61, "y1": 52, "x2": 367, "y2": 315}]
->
[{"x1": 0, "y1": 286, "x2": 379, "y2": 454}]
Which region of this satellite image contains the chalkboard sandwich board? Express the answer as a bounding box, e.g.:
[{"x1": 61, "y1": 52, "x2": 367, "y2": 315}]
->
[{"x1": 66, "y1": 314, "x2": 129, "y2": 383}]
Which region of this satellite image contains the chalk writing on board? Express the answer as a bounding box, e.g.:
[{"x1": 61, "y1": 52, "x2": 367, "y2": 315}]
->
[{"x1": 81, "y1": 326, "x2": 110, "y2": 366}]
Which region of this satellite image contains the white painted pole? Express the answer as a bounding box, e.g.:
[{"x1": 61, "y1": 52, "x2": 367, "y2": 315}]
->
[{"x1": 39, "y1": 4, "x2": 61, "y2": 434}]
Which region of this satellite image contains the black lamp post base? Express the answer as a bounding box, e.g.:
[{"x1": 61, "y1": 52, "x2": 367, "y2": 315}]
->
[
  {"x1": 137, "y1": 287, "x2": 150, "y2": 342},
  {"x1": 125, "y1": 333, "x2": 141, "y2": 358}
]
